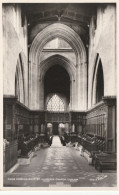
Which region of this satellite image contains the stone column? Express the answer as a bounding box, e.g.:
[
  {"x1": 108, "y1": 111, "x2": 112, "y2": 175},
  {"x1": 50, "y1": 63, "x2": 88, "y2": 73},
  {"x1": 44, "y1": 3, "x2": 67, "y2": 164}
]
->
[
  {"x1": 83, "y1": 62, "x2": 88, "y2": 110},
  {"x1": 38, "y1": 75, "x2": 44, "y2": 110},
  {"x1": 29, "y1": 63, "x2": 38, "y2": 109}
]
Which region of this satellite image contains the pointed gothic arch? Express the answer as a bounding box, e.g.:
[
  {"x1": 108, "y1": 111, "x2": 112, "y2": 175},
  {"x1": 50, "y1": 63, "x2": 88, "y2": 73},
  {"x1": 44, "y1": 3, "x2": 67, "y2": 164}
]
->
[
  {"x1": 29, "y1": 23, "x2": 86, "y2": 65},
  {"x1": 15, "y1": 54, "x2": 25, "y2": 103},
  {"x1": 29, "y1": 23, "x2": 87, "y2": 110},
  {"x1": 39, "y1": 55, "x2": 75, "y2": 110},
  {"x1": 92, "y1": 55, "x2": 104, "y2": 105}
]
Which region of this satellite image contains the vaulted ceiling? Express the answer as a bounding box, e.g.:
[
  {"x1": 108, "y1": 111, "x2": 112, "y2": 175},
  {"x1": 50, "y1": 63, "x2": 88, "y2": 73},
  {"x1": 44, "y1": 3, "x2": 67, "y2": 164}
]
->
[{"x1": 21, "y1": 3, "x2": 97, "y2": 47}]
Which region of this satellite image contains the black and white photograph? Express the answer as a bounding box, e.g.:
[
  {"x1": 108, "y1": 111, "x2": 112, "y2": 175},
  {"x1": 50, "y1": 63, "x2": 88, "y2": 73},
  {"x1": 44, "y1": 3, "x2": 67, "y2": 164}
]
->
[{"x1": 1, "y1": 1, "x2": 117, "y2": 189}]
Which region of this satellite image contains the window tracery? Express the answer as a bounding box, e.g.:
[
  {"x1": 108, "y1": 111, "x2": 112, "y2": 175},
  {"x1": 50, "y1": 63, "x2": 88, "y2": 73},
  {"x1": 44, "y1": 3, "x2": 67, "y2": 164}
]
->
[{"x1": 47, "y1": 94, "x2": 65, "y2": 111}]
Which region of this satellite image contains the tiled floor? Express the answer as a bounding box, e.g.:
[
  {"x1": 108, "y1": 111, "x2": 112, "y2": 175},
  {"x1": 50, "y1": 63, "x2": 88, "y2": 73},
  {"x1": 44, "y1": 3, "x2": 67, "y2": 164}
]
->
[{"x1": 4, "y1": 136, "x2": 117, "y2": 187}]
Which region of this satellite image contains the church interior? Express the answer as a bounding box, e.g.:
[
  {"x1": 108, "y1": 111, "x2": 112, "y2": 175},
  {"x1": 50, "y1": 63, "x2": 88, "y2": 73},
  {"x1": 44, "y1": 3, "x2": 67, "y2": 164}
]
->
[{"x1": 3, "y1": 3, "x2": 117, "y2": 187}]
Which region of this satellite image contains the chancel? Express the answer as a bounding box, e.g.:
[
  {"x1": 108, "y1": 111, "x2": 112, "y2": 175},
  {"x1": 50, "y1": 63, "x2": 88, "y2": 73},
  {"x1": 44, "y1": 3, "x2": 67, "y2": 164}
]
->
[{"x1": 3, "y1": 3, "x2": 117, "y2": 187}]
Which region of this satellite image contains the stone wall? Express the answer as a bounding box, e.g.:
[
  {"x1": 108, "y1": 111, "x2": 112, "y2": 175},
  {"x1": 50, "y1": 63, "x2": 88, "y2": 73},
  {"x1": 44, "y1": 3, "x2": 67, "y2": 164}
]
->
[
  {"x1": 3, "y1": 4, "x2": 116, "y2": 111},
  {"x1": 3, "y1": 4, "x2": 28, "y2": 106},
  {"x1": 40, "y1": 51, "x2": 76, "y2": 66},
  {"x1": 88, "y1": 4, "x2": 116, "y2": 109}
]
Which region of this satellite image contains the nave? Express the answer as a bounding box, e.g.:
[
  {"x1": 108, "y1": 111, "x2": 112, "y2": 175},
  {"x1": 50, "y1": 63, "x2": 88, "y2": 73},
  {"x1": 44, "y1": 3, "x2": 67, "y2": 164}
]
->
[{"x1": 4, "y1": 136, "x2": 116, "y2": 187}]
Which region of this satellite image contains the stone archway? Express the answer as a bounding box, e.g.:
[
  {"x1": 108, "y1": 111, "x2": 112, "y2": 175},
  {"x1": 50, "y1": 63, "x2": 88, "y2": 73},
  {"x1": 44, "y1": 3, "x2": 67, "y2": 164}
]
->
[
  {"x1": 29, "y1": 23, "x2": 87, "y2": 111},
  {"x1": 29, "y1": 23, "x2": 86, "y2": 65},
  {"x1": 39, "y1": 55, "x2": 75, "y2": 110},
  {"x1": 15, "y1": 57, "x2": 25, "y2": 104},
  {"x1": 92, "y1": 55, "x2": 104, "y2": 105}
]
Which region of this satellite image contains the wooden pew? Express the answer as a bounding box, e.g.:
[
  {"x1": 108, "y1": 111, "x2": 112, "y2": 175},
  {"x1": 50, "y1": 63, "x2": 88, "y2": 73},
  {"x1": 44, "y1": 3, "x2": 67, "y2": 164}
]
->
[{"x1": 95, "y1": 153, "x2": 117, "y2": 172}]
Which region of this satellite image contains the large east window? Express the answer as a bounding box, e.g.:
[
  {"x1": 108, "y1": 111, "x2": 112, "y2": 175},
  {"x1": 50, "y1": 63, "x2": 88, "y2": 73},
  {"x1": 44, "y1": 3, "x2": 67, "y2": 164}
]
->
[{"x1": 47, "y1": 94, "x2": 65, "y2": 111}]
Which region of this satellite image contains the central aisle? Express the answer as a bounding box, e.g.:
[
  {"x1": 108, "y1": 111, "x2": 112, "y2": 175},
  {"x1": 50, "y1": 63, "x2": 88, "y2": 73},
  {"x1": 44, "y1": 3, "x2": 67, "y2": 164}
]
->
[
  {"x1": 4, "y1": 136, "x2": 116, "y2": 187},
  {"x1": 51, "y1": 135, "x2": 62, "y2": 147}
]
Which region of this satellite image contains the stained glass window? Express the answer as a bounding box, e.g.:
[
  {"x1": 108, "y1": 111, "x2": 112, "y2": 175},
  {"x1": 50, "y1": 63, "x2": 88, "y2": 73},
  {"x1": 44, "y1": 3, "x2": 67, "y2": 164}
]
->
[{"x1": 47, "y1": 94, "x2": 65, "y2": 111}]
